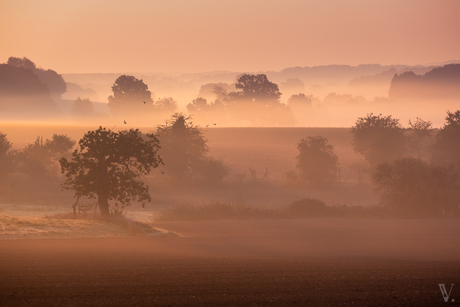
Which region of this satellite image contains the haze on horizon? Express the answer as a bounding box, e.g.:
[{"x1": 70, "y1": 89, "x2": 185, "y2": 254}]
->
[{"x1": 1, "y1": 0, "x2": 459, "y2": 74}]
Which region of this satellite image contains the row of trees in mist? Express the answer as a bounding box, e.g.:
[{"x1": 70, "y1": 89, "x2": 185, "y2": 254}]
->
[
  {"x1": 297, "y1": 110, "x2": 460, "y2": 216},
  {"x1": 0, "y1": 55, "x2": 381, "y2": 126},
  {"x1": 1, "y1": 109, "x2": 459, "y2": 216},
  {"x1": 100, "y1": 73, "x2": 296, "y2": 126},
  {"x1": 3, "y1": 55, "x2": 460, "y2": 128},
  {"x1": 0, "y1": 113, "x2": 229, "y2": 213}
]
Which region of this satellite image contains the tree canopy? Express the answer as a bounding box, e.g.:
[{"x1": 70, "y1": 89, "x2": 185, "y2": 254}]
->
[
  {"x1": 156, "y1": 114, "x2": 209, "y2": 179},
  {"x1": 17, "y1": 134, "x2": 75, "y2": 178},
  {"x1": 7, "y1": 56, "x2": 67, "y2": 100},
  {"x1": 156, "y1": 113, "x2": 228, "y2": 182},
  {"x1": 60, "y1": 127, "x2": 162, "y2": 216},
  {"x1": 373, "y1": 157, "x2": 459, "y2": 216},
  {"x1": 351, "y1": 113, "x2": 405, "y2": 166},
  {"x1": 71, "y1": 97, "x2": 94, "y2": 117},
  {"x1": 407, "y1": 117, "x2": 433, "y2": 159},
  {"x1": 431, "y1": 110, "x2": 460, "y2": 163},
  {"x1": 287, "y1": 93, "x2": 313, "y2": 109},
  {"x1": 226, "y1": 74, "x2": 294, "y2": 126},
  {"x1": 229, "y1": 74, "x2": 282, "y2": 103},
  {"x1": 108, "y1": 75, "x2": 154, "y2": 119},
  {"x1": 0, "y1": 133, "x2": 14, "y2": 178},
  {"x1": 296, "y1": 136, "x2": 338, "y2": 186},
  {"x1": 0, "y1": 64, "x2": 59, "y2": 116}
]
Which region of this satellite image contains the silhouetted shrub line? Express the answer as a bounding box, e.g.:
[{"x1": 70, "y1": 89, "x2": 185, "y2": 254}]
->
[{"x1": 152, "y1": 198, "x2": 444, "y2": 222}]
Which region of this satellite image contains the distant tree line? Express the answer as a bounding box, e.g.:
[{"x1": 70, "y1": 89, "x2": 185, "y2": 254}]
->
[
  {"x1": 350, "y1": 111, "x2": 460, "y2": 216},
  {"x1": 186, "y1": 74, "x2": 295, "y2": 126}
]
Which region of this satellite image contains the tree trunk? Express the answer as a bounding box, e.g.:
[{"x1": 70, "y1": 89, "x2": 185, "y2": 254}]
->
[
  {"x1": 98, "y1": 192, "x2": 110, "y2": 216},
  {"x1": 97, "y1": 156, "x2": 110, "y2": 216}
]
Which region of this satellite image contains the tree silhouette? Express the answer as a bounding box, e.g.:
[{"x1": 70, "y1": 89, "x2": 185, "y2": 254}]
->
[
  {"x1": 156, "y1": 114, "x2": 208, "y2": 179},
  {"x1": 156, "y1": 113, "x2": 229, "y2": 182},
  {"x1": 0, "y1": 133, "x2": 14, "y2": 178},
  {"x1": 60, "y1": 127, "x2": 162, "y2": 216},
  {"x1": 0, "y1": 64, "x2": 59, "y2": 116},
  {"x1": 373, "y1": 157, "x2": 459, "y2": 216},
  {"x1": 351, "y1": 113, "x2": 405, "y2": 166},
  {"x1": 407, "y1": 117, "x2": 433, "y2": 159},
  {"x1": 431, "y1": 110, "x2": 460, "y2": 163},
  {"x1": 229, "y1": 74, "x2": 281, "y2": 103},
  {"x1": 7, "y1": 57, "x2": 66, "y2": 100},
  {"x1": 0, "y1": 132, "x2": 12, "y2": 158},
  {"x1": 153, "y1": 97, "x2": 178, "y2": 113},
  {"x1": 287, "y1": 93, "x2": 313, "y2": 109},
  {"x1": 227, "y1": 74, "x2": 294, "y2": 126},
  {"x1": 17, "y1": 134, "x2": 75, "y2": 178},
  {"x1": 296, "y1": 136, "x2": 338, "y2": 186},
  {"x1": 71, "y1": 97, "x2": 94, "y2": 117},
  {"x1": 108, "y1": 75, "x2": 154, "y2": 119}
]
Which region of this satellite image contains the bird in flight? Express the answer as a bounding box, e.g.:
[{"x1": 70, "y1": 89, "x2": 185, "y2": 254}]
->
[
  {"x1": 143, "y1": 101, "x2": 146, "y2": 104},
  {"x1": 213, "y1": 123, "x2": 216, "y2": 125},
  {"x1": 124, "y1": 120, "x2": 127, "y2": 124}
]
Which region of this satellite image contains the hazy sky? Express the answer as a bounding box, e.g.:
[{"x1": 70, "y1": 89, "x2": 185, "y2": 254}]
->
[{"x1": 1, "y1": 0, "x2": 459, "y2": 74}]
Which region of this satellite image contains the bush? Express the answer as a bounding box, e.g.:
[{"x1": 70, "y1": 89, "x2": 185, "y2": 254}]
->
[
  {"x1": 154, "y1": 201, "x2": 268, "y2": 222},
  {"x1": 373, "y1": 157, "x2": 460, "y2": 216},
  {"x1": 296, "y1": 136, "x2": 338, "y2": 186},
  {"x1": 284, "y1": 198, "x2": 328, "y2": 217},
  {"x1": 197, "y1": 157, "x2": 230, "y2": 183}
]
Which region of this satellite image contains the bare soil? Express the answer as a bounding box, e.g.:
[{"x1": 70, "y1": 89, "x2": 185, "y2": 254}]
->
[{"x1": 1, "y1": 219, "x2": 460, "y2": 306}]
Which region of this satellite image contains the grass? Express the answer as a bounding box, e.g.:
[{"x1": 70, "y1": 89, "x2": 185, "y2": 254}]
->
[
  {"x1": 153, "y1": 198, "x2": 392, "y2": 222},
  {"x1": 46, "y1": 212, "x2": 173, "y2": 236}
]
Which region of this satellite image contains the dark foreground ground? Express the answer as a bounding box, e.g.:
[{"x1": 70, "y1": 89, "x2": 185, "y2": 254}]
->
[{"x1": 1, "y1": 219, "x2": 460, "y2": 306}]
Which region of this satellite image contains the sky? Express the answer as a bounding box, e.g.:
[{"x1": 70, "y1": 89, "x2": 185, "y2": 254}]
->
[{"x1": 1, "y1": 0, "x2": 459, "y2": 74}]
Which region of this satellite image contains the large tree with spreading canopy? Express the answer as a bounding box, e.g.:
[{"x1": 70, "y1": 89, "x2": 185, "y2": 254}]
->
[{"x1": 60, "y1": 127, "x2": 162, "y2": 216}]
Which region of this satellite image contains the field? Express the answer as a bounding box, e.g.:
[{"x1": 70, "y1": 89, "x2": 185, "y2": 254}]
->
[
  {"x1": 1, "y1": 219, "x2": 460, "y2": 306},
  {"x1": 1, "y1": 124, "x2": 457, "y2": 306}
]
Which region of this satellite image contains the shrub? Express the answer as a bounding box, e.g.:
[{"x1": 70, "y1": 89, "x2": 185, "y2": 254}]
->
[
  {"x1": 284, "y1": 198, "x2": 328, "y2": 217},
  {"x1": 296, "y1": 136, "x2": 338, "y2": 186},
  {"x1": 373, "y1": 157, "x2": 460, "y2": 216}
]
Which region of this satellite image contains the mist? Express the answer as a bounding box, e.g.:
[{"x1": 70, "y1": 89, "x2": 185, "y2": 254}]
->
[{"x1": 1, "y1": 2, "x2": 460, "y2": 302}]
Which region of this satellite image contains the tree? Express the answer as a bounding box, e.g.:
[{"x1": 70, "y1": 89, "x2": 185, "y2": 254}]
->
[
  {"x1": 17, "y1": 134, "x2": 75, "y2": 178},
  {"x1": 227, "y1": 74, "x2": 294, "y2": 126},
  {"x1": 71, "y1": 97, "x2": 94, "y2": 117},
  {"x1": 287, "y1": 93, "x2": 312, "y2": 109},
  {"x1": 197, "y1": 83, "x2": 232, "y2": 101},
  {"x1": 431, "y1": 110, "x2": 460, "y2": 163},
  {"x1": 296, "y1": 136, "x2": 338, "y2": 186},
  {"x1": 0, "y1": 133, "x2": 14, "y2": 178},
  {"x1": 108, "y1": 75, "x2": 154, "y2": 119},
  {"x1": 0, "y1": 64, "x2": 59, "y2": 116},
  {"x1": 186, "y1": 97, "x2": 227, "y2": 126},
  {"x1": 153, "y1": 97, "x2": 178, "y2": 113},
  {"x1": 229, "y1": 74, "x2": 281, "y2": 103},
  {"x1": 7, "y1": 57, "x2": 67, "y2": 100},
  {"x1": 407, "y1": 117, "x2": 433, "y2": 159},
  {"x1": 156, "y1": 113, "x2": 209, "y2": 178},
  {"x1": 351, "y1": 113, "x2": 406, "y2": 166},
  {"x1": 279, "y1": 78, "x2": 306, "y2": 96},
  {"x1": 60, "y1": 127, "x2": 162, "y2": 216},
  {"x1": 156, "y1": 113, "x2": 229, "y2": 182},
  {"x1": 373, "y1": 157, "x2": 459, "y2": 216},
  {"x1": 0, "y1": 132, "x2": 12, "y2": 158}
]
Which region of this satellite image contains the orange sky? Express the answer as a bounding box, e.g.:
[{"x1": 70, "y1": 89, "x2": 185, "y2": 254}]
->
[{"x1": 1, "y1": 0, "x2": 459, "y2": 74}]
